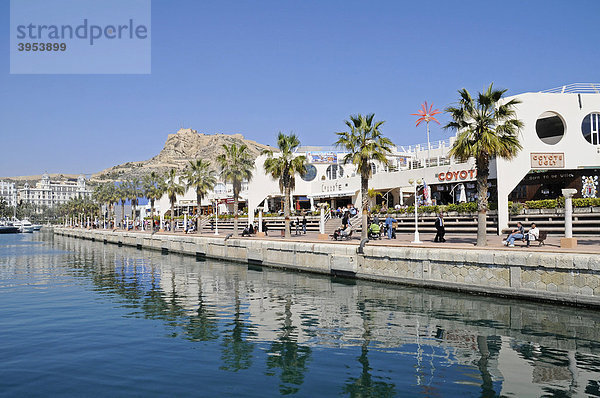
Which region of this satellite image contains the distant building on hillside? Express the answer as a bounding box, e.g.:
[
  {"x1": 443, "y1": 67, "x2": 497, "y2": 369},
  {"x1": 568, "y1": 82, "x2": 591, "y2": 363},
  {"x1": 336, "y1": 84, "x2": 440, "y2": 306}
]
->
[
  {"x1": 0, "y1": 181, "x2": 17, "y2": 207},
  {"x1": 18, "y1": 173, "x2": 92, "y2": 208}
]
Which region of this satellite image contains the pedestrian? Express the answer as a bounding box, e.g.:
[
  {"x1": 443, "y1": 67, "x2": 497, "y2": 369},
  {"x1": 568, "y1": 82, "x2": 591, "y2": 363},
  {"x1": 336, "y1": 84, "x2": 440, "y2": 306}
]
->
[
  {"x1": 302, "y1": 215, "x2": 307, "y2": 234},
  {"x1": 296, "y1": 217, "x2": 301, "y2": 235},
  {"x1": 262, "y1": 220, "x2": 268, "y2": 236},
  {"x1": 384, "y1": 214, "x2": 397, "y2": 239},
  {"x1": 342, "y1": 212, "x2": 349, "y2": 228},
  {"x1": 434, "y1": 212, "x2": 446, "y2": 242}
]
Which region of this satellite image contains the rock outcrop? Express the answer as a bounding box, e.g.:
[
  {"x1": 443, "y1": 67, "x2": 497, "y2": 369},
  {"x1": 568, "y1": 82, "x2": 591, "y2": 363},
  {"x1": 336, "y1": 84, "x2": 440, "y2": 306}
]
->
[{"x1": 93, "y1": 128, "x2": 275, "y2": 181}]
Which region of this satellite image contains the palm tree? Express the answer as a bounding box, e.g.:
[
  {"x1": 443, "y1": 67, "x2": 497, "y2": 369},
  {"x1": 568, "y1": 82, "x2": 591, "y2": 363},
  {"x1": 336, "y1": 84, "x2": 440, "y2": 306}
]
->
[
  {"x1": 444, "y1": 83, "x2": 523, "y2": 246},
  {"x1": 184, "y1": 159, "x2": 216, "y2": 234},
  {"x1": 117, "y1": 183, "x2": 128, "y2": 229},
  {"x1": 216, "y1": 143, "x2": 254, "y2": 236},
  {"x1": 142, "y1": 172, "x2": 164, "y2": 231},
  {"x1": 126, "y1": 178, "x2": 143, "y2": 226},
  {"x1": 164, "y1": 168, "x2": 185, "y2": 232},
  {"x1": 335, "y1": 113, "x2": 394, "y2": 239},
  {"x1": 263, "y1": 133, "x2": 307, "y2": 238}
]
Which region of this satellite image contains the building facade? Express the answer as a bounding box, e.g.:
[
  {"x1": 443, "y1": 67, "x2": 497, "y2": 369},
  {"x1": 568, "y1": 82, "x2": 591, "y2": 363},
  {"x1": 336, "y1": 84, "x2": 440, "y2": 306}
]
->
[
  {"x1": 153, "y1": 84, "x2": 600, "y2": 234},
  {"x1": 0, "y1": 181, "x2": 17, "y2": 207},
  {"x1": 18, "y1": 173, "x2": 92, "y2": 208}
]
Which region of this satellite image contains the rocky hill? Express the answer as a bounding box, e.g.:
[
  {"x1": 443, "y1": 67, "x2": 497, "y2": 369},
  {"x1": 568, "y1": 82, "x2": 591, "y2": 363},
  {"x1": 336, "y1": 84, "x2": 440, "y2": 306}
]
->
[{"x1": 92, "y1": 128, "x2": 275, "y2": 181}]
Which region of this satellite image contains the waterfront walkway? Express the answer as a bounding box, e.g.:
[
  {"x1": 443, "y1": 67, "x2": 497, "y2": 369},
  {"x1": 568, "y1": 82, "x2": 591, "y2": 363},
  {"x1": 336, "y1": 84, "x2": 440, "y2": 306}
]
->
[{"x1": 76, "y1": 228, "x2": 600, "y2": 254}]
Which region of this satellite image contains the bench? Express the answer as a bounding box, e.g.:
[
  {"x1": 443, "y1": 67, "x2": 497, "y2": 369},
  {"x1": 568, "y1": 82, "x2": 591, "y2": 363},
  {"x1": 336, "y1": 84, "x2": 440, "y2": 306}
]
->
[{"x1": 504, "y1": 231, "x2": 547, "y2": 247}]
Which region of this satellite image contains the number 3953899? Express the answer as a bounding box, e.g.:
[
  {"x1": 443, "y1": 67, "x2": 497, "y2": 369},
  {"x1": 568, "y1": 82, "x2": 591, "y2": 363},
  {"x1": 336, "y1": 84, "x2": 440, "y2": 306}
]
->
[{"x1": 17, "y1": 43, "x2": 67, "y2": 51}]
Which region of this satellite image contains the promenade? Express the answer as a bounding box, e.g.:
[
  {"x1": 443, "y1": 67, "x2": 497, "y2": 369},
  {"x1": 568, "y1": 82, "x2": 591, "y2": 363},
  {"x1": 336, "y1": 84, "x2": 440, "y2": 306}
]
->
[{"x1": 115, "y1": 228, "x2": 600, "y2": 255}]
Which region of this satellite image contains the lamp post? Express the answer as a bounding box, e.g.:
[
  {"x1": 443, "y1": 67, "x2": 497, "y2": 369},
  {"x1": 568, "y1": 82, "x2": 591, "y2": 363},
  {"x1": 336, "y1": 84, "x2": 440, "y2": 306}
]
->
[
  {"x1": 214, "y1": 200, "x2": 219, "y2": 235},
  {"x1": 409, "y1": 178, "x2": 422, "y2": 243}
]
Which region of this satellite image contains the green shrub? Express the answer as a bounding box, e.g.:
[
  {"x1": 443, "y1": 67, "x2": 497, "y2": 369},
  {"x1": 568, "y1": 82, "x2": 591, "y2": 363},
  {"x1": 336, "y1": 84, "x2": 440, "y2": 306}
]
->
[
  {"x1": 445, "y1": 202, "x2": 477, "y2": 213},
  {"x1": 508, "y1": 201, "x2": 524, "y2": 215},
  {"x1": 419, "y1": 205, "x2": 440, "y2": 214},
  {"x1": 524, "y1": 199, "x2": 557, "y2": 209},
  {"x1": 572, "y1": 197, "x2": 600, "y2": 207}
]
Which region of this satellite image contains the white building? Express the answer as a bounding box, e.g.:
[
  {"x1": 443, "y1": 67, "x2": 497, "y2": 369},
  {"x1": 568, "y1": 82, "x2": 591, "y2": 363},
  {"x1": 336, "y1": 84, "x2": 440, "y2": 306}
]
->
[
  {"x1": 18, "y1": 173, "x2": 92, "y2": 208},
  {"x1": 157, "y1": 83, "x2": 600, "y2": 234},
  {"x1": 0, "y1": 181, "x2": 17, "y2": 207}
]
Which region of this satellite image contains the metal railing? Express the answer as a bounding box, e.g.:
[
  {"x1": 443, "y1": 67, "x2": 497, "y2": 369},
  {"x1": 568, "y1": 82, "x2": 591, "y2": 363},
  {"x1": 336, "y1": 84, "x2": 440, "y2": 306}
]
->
[{"x1": 540, "y1": 83, "x2": 600, "y2": 94}]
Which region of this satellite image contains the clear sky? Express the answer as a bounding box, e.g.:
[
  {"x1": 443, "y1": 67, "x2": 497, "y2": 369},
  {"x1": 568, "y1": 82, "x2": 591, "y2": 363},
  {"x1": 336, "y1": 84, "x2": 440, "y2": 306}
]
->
[{"x1": 1, "y1": 0, "x2": 599, "y2": 177}]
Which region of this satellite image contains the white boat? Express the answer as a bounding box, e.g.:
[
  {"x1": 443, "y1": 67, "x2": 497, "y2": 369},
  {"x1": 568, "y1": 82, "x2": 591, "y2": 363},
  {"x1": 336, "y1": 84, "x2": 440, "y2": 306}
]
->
[
  {"x1": 33, "y1": 224, "x2": 42, "y2": 231},
  {"x1": 14, "y1": 219, "x2": 34, "y2": 233}
]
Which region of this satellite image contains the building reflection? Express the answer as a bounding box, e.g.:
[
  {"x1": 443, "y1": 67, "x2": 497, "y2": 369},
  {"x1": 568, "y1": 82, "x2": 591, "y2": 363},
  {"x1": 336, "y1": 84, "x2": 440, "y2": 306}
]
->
[{"x1": 27, "y1": 235, "x2": 600, "y2": 396}]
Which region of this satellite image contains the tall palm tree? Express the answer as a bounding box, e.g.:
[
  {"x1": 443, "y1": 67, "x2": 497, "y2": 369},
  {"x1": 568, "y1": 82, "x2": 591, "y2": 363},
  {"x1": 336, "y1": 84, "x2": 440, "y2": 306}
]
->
[
  {"x1": 444, "y1": 83, "x2": 523, "y2": 246},
  {"x1": 184, "y1": 159, "x2": 216, "y2": 234},
  {"x1": 106, "y1": 182, "x2": 120, "y2": 227},
  {"x1": 216, "y1": 143, "x2": 254, "y2": 236},
  {"x1": 142, "y1": 172, "x2": 164, "y2": 231},
  {"x1": 126, "y1": 178, "x2": 143, "y2": 225},
  {"x1": 335, "y1": 113, "x2": 394, "y2": 239},
  {"x1": 263, "y1": 133, "x2": 307, "y2": 238},
  {"x1": 117, "y1": 183, "x2": 128, "y2": 229},
  {"x1": 164, "y1": 168, "x2": 185, "y2": 232}
]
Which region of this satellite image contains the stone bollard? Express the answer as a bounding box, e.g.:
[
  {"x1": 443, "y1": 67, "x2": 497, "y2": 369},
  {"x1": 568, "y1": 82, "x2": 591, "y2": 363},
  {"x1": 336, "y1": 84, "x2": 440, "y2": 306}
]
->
[{"x1": 561, "y1": 188, "x2": 578, "y2": 248}]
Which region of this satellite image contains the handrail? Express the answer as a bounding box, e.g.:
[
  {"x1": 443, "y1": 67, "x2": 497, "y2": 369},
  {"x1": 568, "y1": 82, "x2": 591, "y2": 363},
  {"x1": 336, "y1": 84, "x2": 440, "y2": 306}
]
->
[
  {"x1": 324, "y1": 208, "x2": 331, "y2": 224},
  {"x1": 540, "y1": 83, "x2": 600, "y2": 94}
]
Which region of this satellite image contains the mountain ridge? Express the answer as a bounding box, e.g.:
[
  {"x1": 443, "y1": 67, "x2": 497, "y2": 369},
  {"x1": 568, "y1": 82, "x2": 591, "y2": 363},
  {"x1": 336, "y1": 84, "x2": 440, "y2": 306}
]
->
[{"x1": 92, "y1": 128, "x2": 275, "y2": 181}]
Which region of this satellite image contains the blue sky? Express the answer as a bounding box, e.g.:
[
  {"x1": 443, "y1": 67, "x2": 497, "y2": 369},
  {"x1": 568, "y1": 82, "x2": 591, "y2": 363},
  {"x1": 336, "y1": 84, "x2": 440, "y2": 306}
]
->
[{"x1": 1, "y1": 0, "x2": 599, "y2": 177}]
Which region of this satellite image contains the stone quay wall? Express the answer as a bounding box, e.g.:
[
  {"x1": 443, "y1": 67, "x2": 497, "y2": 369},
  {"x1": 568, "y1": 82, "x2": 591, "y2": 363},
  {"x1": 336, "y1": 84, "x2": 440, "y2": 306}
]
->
[{"x1": 54, "y1": 228, "x2": 600, "y2": 308}]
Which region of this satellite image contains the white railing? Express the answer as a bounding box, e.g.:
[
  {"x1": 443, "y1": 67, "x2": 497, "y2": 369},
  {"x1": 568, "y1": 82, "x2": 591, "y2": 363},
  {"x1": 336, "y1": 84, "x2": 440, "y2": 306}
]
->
[
  {"x1": 397, "y1": 138, "x2": 453, "y2": 155},
  {"x1": 541, "y1": 83, "x2": 600, "y2": 94}
]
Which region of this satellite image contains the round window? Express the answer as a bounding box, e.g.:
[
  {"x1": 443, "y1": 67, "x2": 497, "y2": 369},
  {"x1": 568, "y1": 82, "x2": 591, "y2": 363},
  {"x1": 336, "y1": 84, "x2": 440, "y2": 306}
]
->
[
  {"x1": 581, "y1": 112, "x2": 600, "y2": 145},
  {"x1": 535, "y1": 111, "x2": 565, "y2": 145},
  {"x1": 301, "y1": 164, "x2": 317, "y2": 182}
]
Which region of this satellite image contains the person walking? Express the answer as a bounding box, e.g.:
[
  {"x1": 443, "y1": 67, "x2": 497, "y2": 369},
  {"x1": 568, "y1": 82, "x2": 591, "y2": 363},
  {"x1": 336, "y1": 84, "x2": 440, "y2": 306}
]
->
[
  {"x1": 302, "y1": 215, "x2": 307, "y2": 234},
  {"x1": 384, "y1": 214, "x2": 397, "y2": 239},
  {"x1": 434, "y1": 212, "x2": 446, "y2": 242}
]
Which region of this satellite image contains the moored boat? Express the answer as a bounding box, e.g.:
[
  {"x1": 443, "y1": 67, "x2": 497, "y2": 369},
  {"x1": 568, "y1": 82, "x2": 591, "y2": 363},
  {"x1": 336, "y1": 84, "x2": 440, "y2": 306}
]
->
[
  {"x1": 14, "y1": 219, "x2": 34, "y2": 233},
  {"x1": 0, "y1": 225, "x2": 20, "y2": 234}
]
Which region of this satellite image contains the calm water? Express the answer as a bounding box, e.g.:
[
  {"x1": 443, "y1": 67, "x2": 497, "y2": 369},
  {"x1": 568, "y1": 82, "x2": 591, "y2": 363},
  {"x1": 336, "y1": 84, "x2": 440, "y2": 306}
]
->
[{"x1": 1, "y1": 233, "x2": 600, "y2": 397}]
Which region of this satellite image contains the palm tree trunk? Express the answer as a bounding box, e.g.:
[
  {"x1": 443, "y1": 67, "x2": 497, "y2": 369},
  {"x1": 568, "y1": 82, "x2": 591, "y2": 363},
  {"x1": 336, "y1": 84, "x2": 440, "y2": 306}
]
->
[
  {"x1": 121, "y1": 201, "x2": 125, "y2": 229},
  {"x1": 476, "y1": 157, "x2": 489, "y2": 247},
  {"x1": 233, "y1": 195, "x2": 239, "y2": 236},
  {"x1": 196, "y1": 193, "x2": 202, "y2": 234},
  {"x1": 170, "y1": 201, "x2": 175, "y2": 232},
  {"x1": 150, "y1": 199, "x2": 155, "y2": 231},
  {"x1": 361, "y1": 175, "x2": 369, "y2": 240},
  {"x1": 284, "y1": 185, "x2": 291, "y2": 238}
]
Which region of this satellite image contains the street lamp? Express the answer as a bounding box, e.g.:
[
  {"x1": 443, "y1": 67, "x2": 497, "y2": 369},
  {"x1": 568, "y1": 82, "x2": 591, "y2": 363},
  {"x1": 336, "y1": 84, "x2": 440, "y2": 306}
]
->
[
  {"x1": 214, "y1": 200, "x2": 219, "y2": 235},
  {"x1": 408, "y1": 178, "x2": 422, "y2": 243}
]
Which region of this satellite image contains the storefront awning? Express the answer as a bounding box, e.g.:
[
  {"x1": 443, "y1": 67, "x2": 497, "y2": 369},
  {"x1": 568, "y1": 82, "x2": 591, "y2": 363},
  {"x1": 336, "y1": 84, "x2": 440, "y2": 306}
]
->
[{"x1": 308, "y1": 190, "x2": 357, "y2": 199}]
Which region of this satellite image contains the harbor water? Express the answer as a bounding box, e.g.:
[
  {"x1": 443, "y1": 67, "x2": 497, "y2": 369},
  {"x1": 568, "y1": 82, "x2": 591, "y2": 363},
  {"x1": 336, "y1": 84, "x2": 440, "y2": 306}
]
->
[{"x1": 1, "y1": 232, "x2": 599, "y2": 397}]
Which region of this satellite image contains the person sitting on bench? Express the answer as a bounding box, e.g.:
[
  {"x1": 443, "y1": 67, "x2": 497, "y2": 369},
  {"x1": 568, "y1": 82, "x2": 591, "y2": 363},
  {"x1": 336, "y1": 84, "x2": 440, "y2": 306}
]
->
[
  {"x1": 504, "y1": 222, "x2": 524, "y2": 247},
  {"x1": 333, "y1": 225, "x2": 353, "y2": 240},
  {"x1": 241, "y1": 224, "x2": 253, "y2": 237},
  {"x1": 525, "y1": 223, "x2": 539, "y2": 247}
]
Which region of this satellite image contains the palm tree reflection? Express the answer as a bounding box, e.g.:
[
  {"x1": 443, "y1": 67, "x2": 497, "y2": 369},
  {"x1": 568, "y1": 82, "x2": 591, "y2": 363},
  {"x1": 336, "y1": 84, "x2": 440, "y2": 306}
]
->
[
  {"x1": 220, "y1": 279, "x2": 255, "y2": 371},
  {"x1": 343, "y1": 301, "x2": 395, "y2": 397},
  {"x1": 266, "y1": 296, "x2": 311, "y2": 395}
]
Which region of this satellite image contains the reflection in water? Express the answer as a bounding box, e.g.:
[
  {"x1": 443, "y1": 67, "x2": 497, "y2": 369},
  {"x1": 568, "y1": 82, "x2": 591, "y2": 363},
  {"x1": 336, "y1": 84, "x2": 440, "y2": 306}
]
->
[{"x1": 1, "y1": 233, "x2": 600, "y2": 397}]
